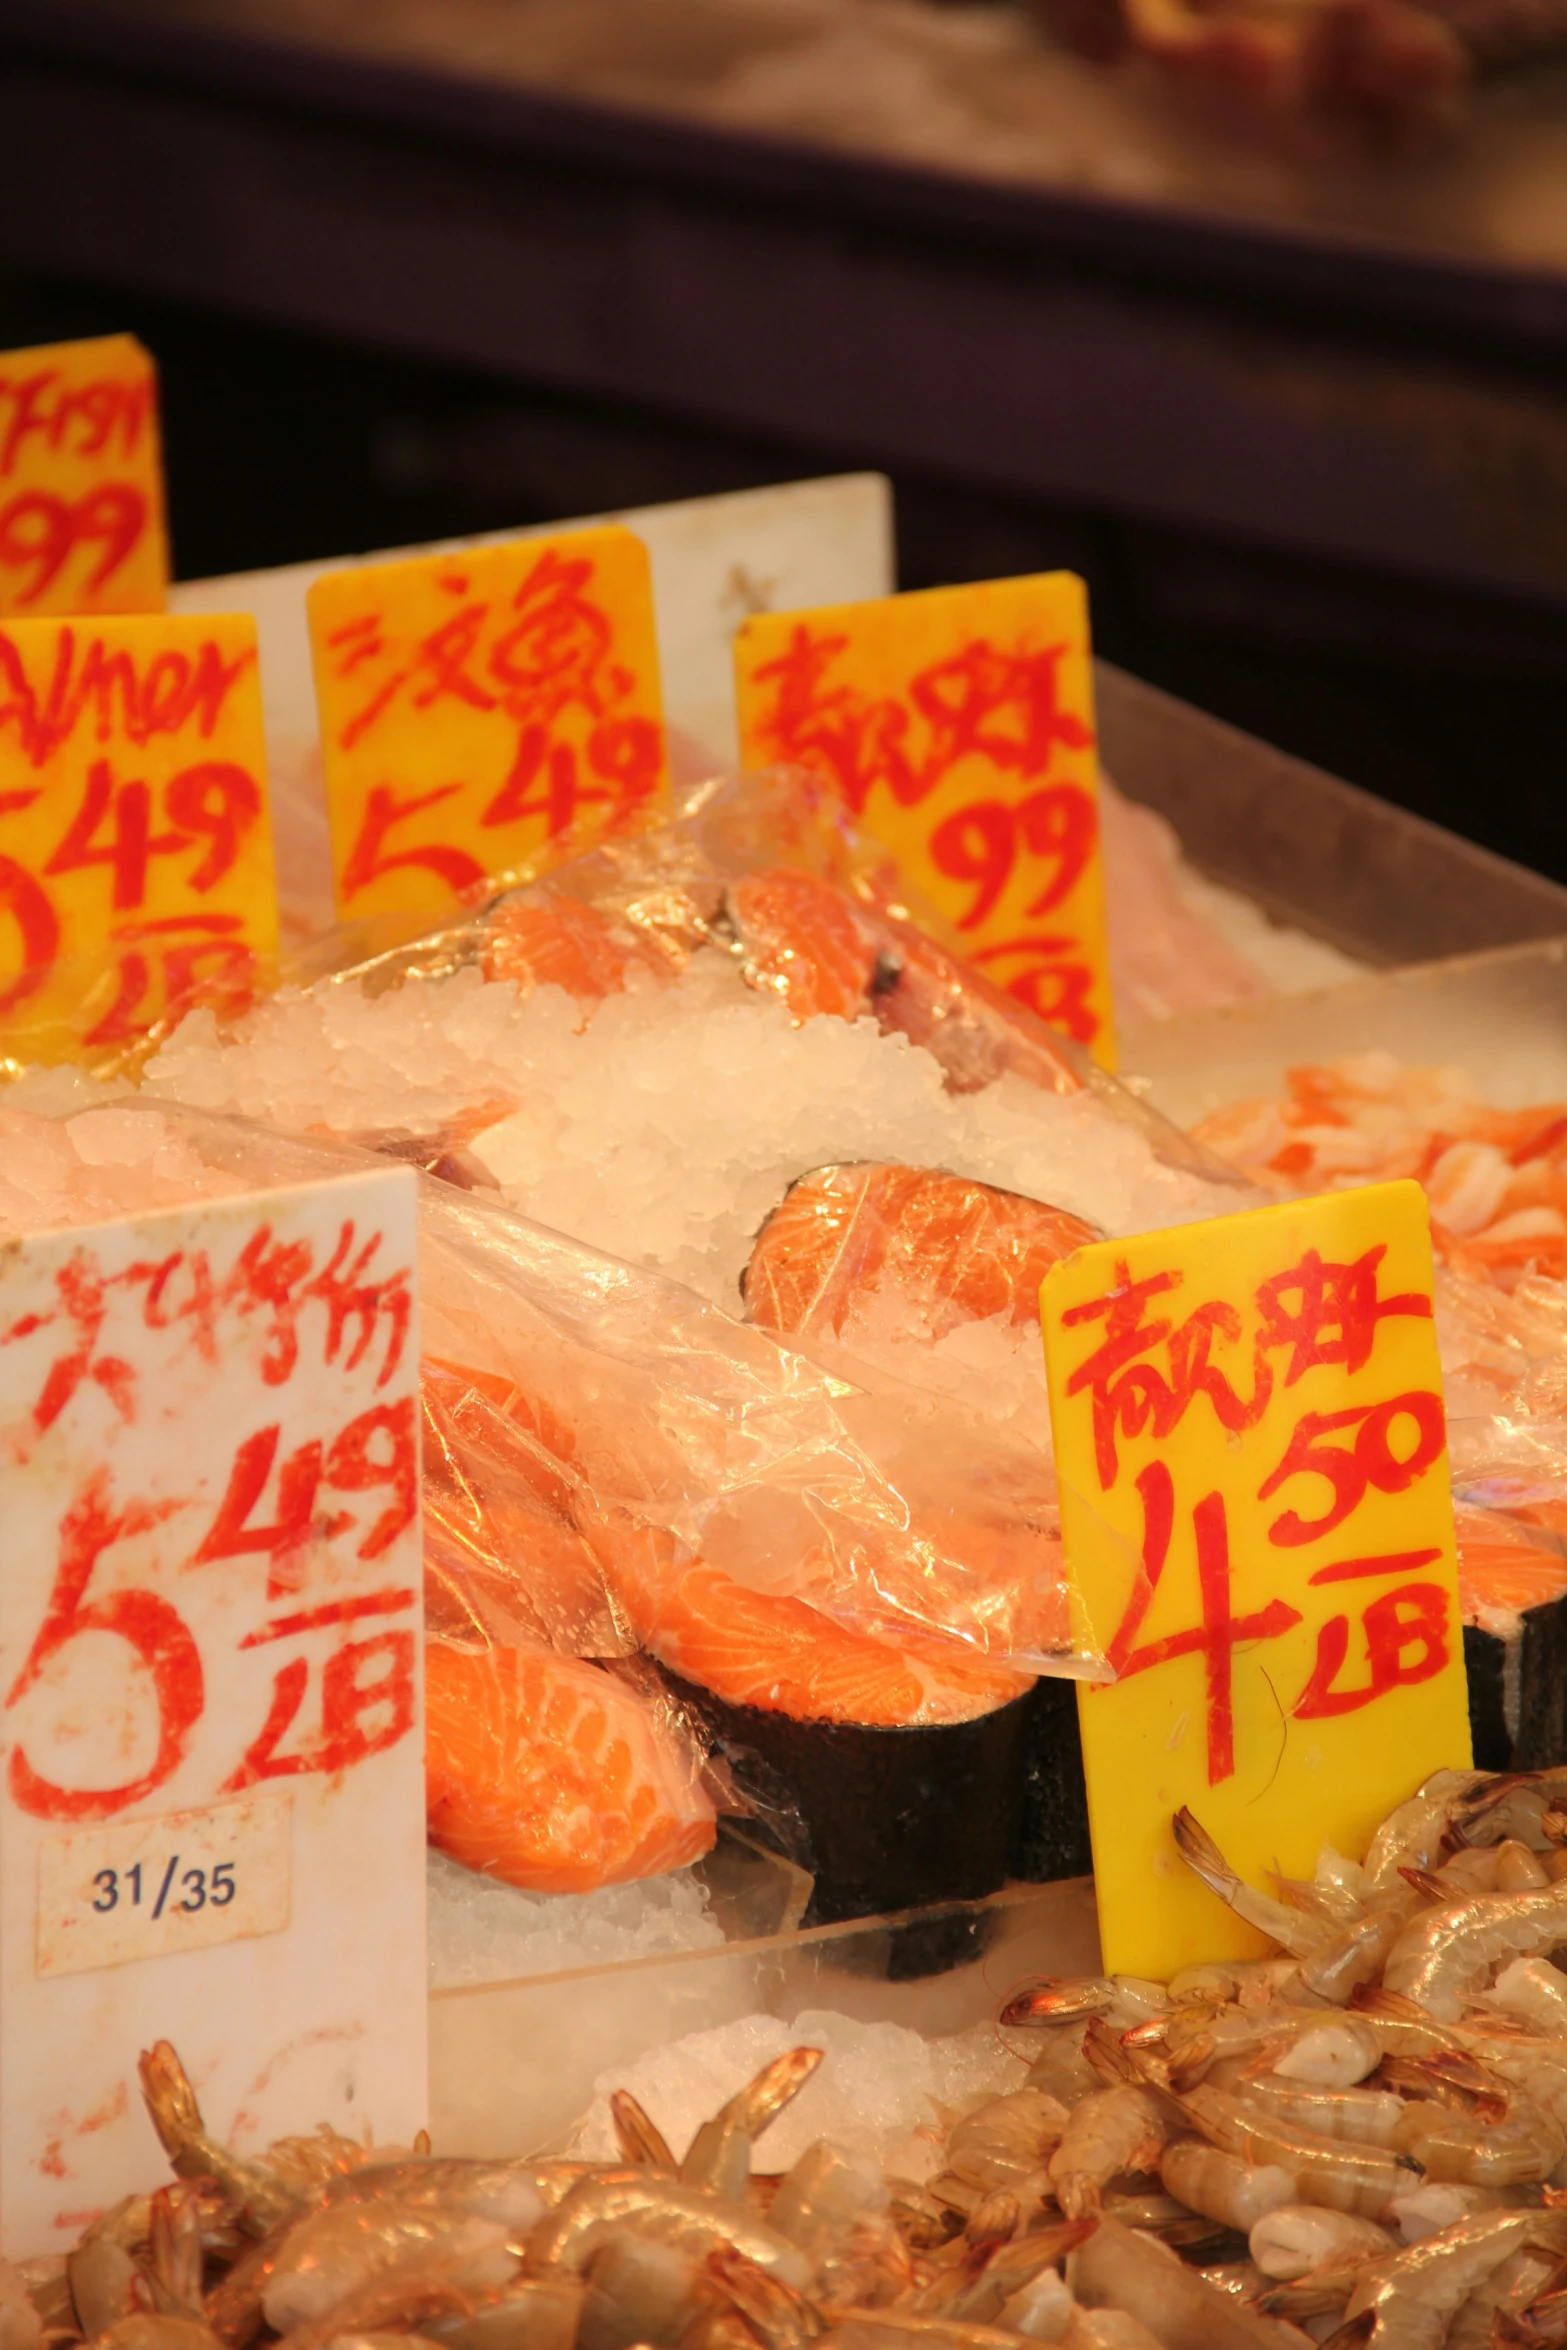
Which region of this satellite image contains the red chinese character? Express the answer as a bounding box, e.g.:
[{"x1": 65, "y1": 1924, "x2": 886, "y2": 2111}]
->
[
  {"x1": 1062, "y1": 1262, "x2": 1272, "y2": 1490},
  {"x1": 1104, "y1": 1462, "x2": 1302, "y2": 1784},
  {"x1": 747, "y1": 624, "x2": 1093, "y2": 820},
  {"x1": 1256, "y1": 1245, "x2": 1432, "y2": 1386}
]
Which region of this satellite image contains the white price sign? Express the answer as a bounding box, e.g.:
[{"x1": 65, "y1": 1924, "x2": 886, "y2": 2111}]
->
[{"x1": 0, "y1": 1165, "x2": 425, "y2": 2254}]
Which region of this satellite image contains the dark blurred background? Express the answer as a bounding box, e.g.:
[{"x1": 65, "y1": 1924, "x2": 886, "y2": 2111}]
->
[{"x1": 4, "y1": 251, "x2": 1563, "y2": 886}]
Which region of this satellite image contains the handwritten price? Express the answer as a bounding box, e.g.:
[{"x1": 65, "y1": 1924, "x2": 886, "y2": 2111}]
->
[
  {"x1": 0, "y1": 616, "x2": 272, "y2": 1048},
  {"x1": 0, "y1": 485, "x2": 146, "y2": 606},
  {"x1": 313, "y1": 534, "x2": 667, "y2": 917},
  {"x1": 1064, "y1": 1240, "x2": 1450, "y2": 1786}
]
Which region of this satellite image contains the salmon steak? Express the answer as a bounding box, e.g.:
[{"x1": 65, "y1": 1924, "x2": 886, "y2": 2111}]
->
[
  {"x1": 744, "y1": 1162, "x2": 1100, "y2": 1343},
  {"x1": 425, "y1": 1641, "x2": 717, "y2": 1894}
]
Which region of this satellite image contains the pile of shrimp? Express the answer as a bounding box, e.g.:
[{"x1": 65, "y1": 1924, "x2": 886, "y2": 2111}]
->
[
  {"x1": 1193, "y1": 1058, "x2": 1567, "y2": 1291},
  {"x1": 25, "y1": 1766, "x2": 1567, "y2": 2350}
]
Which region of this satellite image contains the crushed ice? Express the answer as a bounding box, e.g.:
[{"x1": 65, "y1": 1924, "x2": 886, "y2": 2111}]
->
[
  {"x1": 426, "y1": 1848, "x2": 723, "y2": 1988},
  {"x1": 570, "y1": 2007, "x2": 1027, "y2": 2179}
]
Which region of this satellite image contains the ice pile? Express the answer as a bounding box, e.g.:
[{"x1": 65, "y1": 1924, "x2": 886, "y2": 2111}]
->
[
  {"x1": 426, "y1": 1849, "x2": 723, "y2": 1989},
  {"x1": 145, "y1": 952, "x2": 1235, "y2": 1308},
  {"x1": 0, "y1": 1096, "x2": 245, "y2": 1236},
  {"x1": 570, "y1": 2007, "x2": 1027, "y2": 2180}
]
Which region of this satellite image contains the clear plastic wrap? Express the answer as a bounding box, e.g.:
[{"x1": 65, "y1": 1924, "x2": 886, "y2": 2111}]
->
[
  {"x1": 157, "y1": 768, "x2": 1238, "y2": 1183},
  {"x1": 743, "y1": 1163, "x2": 1101, "y2": 1346},
  {"x1": 0, "y1": 1097, "x2": 1096, "y2": 1912}
]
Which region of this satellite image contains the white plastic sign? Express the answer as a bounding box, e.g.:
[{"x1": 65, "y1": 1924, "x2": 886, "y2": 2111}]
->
[{"x1": 0, "y1": 1164, "x2": 425, "y2": 2254}]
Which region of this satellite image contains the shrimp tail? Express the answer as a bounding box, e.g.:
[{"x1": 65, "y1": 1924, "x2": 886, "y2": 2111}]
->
[
  {"x1": 610, "y1": 2092, "x2": 675, "y2": 2171},
  {"x1": 138, "y1": 2044, "x2": 205, "y2": 2167},
  {"x1": 1174, "y1": 1809, "x2": 1245, "y2": 1907}
]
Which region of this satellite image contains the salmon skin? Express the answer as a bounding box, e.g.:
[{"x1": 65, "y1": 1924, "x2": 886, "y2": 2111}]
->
[
  {"x1": 1456, "y1": 1500, "x2": 1567, "y2": 1773},
  {"x1": 744, "y1": 1162, "x2": 1100, "y2": 1343},
  {"x1": 425, "y1": 1640, "x2": 716, "y2": 1895},
  {"x1": 661, "y1": 1665, "x2": 1035, "y2": 1931}
]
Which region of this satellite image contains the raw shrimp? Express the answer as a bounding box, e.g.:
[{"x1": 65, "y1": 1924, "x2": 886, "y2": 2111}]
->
[
  {"x1": 69, "y1": 2239, "x2": 140, "y2": 2337},
  {"x1": 1159, "y1": 2140, "x2": 1296, "y2": 2231},
  {"x1": 1384, "y1": 1883, "x2": 1567, "y2": 2020},
  {"x1": 610, "y1": 2091, "x2": 675, "y2": 2171},
  {"x1": 1393, "y1": 2098, "x2": 1565, "y2": 2186},
  {"x1": 526, "y1": 2175, "x2": 810, "y2": 2283},
  {"x1": 1451, "y1": 1775, "x2": 1567, "y2": 1854},
  {"x1": 1174, "y1": 1812, "x2": 1335, "y2": 1958},
  {"x1": 431, "y1": 2282, "x2": 585, "y2": 2350},
  {"x1": 1072, "y1": 2213, "x2": 1290, "y2": 2350},
  {"x1": 681, "y1": 2049, "x2": 825, "y2": 2200},
  {"x1": 1002, "y1": 1980, "x2": 1169, "y2": 2031},
  {"x1": 915, "y1": 2220, "x2": 1095, "y2": 2326},
  {"x1": 146, "y1": 2187, "x2": 206, "y2": 2321},
  {"x1": 263, "y1": 2208, "x2": 521, "y2": 2332},
  {"x1": 826, "y1": 2318, "x2": 1029, "y2": 2350},
  {"x1": 1487, "y1": 1959, "x2": 1567, "y2": 2035},
  {"x1": 137, "y1": 2045, "x2": 301, "y2": 2237},
  {"x1": 96, "y1": 2323, "x2": 222, "y2": 2350},
  {"x1": 707, "y1": 2245, "x2": 826, "y2": 2350},
  {"x1": 1177, "y1": 2085, "x2": 1414, "y2": 2217},
  {"x1": 1342, "y1": 2209, "x2": 1554, "y2": 2350},
  {"x1": 772, "y1": 2144, "x2": 890, "y2": 2251},
  {"x1": 1299, "y1": 1909, "x2": 1415, "y2": 2008},
  {"x1": 207, "y1": 2162, "x2": 567, "y2": 2348},
  {"x1": 1362, "y1": 1775, "x2": 1488, "y2": 1899},
  {"x1": 945, "y1": 2092, "x2": 1071, "y2": 2192},
  {"x1": 1446, "y1": 2240, "x2": 1566, "y2": 2350},
  {"x1": 1048, "y1": 2088, "x2": 1170, "y2": 2217},
  {"x1": 580, "y1": 2236, "x2": 699, "y2": 2350},
  {"x1": 1248, "y1": 2209, "x2": 1396, "y2": 2281},
  {"x1": 1236, "y1": 2079, "x2": 1406, "y2": 2149},
  {"x1": 1387, "y1": 2186, "x2": 1511, "y2": 2245}
]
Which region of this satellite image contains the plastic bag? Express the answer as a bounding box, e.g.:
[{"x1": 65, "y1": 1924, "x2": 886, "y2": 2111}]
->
[{"x1": 0, "y1": 1098, "x2": 1094, "y2": 1910}]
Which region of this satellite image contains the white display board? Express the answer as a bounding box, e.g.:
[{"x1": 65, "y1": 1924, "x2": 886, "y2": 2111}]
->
[
  {"x1": 172, "y1": 475, "x2": 895, "y2": 941},
  {"x1": 0, "y1": 1164, "x2": 424, "y2": 2253}
]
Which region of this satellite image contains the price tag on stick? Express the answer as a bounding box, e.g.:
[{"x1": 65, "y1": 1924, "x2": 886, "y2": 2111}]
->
[
  {"x1": 733, "y1": 571, "x2": 1115, "y2": 1065},
  {"x1": 0, "y1": 610, "x2": 278, "y2": 1060},
  {"x1": 1041, "y1": 1178, "x2": 1471, "y2": 1980},
  {"x1": 309, "y1": 526, "x2": 670, "y2": 924},
  {"x1": 0, "y1": 335, "x2": 170, "y2": 617},
  {"x1": 0, "y1": 1162, "x2": 425, "y2": 2254}
]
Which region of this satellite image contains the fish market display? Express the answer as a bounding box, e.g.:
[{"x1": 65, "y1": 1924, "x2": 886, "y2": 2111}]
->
[
  {"x1": 140, "y1": 772, "x2": 1240, "y2": 1312},
  {"x1": 0, "y1": 1096, "x2": 1090, "y2": 1924},
  {"x1": 36, "y1": 1766, "x2": 1567, "y2": 2350}
]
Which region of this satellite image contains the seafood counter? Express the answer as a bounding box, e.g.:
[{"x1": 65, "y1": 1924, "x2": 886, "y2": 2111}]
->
[
  {"x1": 31, "y1": 1768, "x2": 1567, "y2": 2350},
  {"x1": 7, "y1": 767, "x2": 1567, "y2": 1980}
]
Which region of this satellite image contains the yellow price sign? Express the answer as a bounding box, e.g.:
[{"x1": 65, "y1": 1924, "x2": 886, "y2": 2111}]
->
[
  {"x1": 1041, "y1": 1179, "x2": 1470, "y2": 1979},
  {"x1": 308, "y1": 526, "x2": 669, "y2": 924},
  {"x1": 0, "y1": 335, "x2": 170, "y2": 617},
  {"x1": 733, "y1": 571, "x2": 1114, "y2": 1066},
  {"x1": 0, "y1": 612, "x2": 276, "y2": 1058}
]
